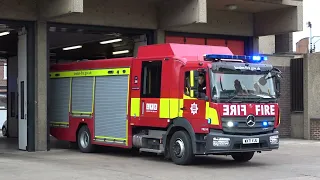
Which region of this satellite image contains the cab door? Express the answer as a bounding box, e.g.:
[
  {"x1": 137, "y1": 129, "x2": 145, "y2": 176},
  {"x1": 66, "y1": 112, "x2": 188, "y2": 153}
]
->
[
  {"x1": 180, "y1": 68, "x2": 207, "y2": 123},
  {"x1": 139, "y1": 60, "x2": 162, "y2": 117},
  {"x1": 130, "y1": 58, "x2": 171, "y2": 127}
]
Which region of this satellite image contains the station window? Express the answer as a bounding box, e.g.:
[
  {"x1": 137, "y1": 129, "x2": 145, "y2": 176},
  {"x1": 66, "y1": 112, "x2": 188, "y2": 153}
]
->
[{"x1": 140, "y1": 61, "x2": 162, "y2": 98}]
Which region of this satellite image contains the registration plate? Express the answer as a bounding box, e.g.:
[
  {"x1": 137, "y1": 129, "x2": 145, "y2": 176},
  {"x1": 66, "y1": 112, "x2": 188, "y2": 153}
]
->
[{"x1": 242, "y1": 138, "x2": 259, "y2": 144}]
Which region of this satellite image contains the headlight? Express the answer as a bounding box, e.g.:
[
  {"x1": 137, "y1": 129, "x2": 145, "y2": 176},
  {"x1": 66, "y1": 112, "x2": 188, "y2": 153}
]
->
[
  {"x1": 227, "y1": 121, "x2": 234, "y2": 127},
  {"x1": 269, "y1": 135, "x2": 279, "y2": 145},
  {"x1": 213, "y1": 137, "x2": 230, "y2": 147}
]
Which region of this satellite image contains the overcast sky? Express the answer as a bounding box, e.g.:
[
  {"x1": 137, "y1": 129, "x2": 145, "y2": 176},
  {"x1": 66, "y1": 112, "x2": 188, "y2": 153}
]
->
[{"x1": 293, "y1": 0, "x2": 319, "y2": 52}]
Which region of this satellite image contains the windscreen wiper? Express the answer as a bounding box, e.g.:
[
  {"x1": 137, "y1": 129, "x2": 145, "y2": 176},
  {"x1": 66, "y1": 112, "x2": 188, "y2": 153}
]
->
[
  {"x1": 254, "y1": 96, "x2": 263, "y2": 103},
  {"x1": 226, "y1": 94, "x2": 242, "y2": 103},
  {"x1": 254, "y1": 95, "x2": 274, "y2": 103},
  {"x1": 219, "y1": 77, "x2": 224, "y2": 91}
]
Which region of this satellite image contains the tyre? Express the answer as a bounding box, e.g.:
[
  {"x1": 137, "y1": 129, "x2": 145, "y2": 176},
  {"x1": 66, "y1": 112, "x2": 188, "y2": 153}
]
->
[
  {"x1": 169, "y1": 130, "x2": 194, "y2": 165},
  {"x1": 231, "y1": 152, "x2": 255, "y2": 162},
  {"x1": 2, "y1": 126, "x2": 6, "y2": 136},
  {"x1": 77, "y1": 125, "x2": 95, "y2": 153}
]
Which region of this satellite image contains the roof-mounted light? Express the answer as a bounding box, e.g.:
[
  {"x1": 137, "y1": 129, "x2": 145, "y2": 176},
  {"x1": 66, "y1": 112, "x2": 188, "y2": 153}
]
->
[{"x1": 204, "y1": 54, "x2": 268, "y2": 63}]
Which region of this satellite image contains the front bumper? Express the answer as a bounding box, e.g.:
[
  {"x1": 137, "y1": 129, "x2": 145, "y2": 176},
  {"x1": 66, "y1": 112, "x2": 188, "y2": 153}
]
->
[{"x1": 204, "y1": 130, "x2": 279, "y2": 154}]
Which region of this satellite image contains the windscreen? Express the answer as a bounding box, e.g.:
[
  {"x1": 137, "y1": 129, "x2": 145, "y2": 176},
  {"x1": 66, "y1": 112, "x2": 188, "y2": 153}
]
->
[{"x1": 210, "y1": 70, "x2": 276, "y2": 103}]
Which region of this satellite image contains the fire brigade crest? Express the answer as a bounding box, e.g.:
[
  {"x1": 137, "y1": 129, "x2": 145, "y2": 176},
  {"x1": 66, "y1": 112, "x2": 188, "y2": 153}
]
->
[{"x1": 190, "y1": 102, "x2": 198, "y2": 115}]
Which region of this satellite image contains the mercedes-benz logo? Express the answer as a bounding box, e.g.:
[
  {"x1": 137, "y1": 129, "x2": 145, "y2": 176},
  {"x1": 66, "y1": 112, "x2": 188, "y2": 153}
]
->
[{"x1": 246, "y1": 114, "x2": 255, "y2": 127}]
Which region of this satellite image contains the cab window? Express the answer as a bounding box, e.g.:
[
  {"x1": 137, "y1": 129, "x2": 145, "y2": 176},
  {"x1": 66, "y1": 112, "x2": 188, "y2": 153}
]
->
[
  {"x1": 184, "y1": 70, "x2": 207, "y2": 99},
  {"x1": 184, "y1": 71, "x2": 193, "y2": 97},
  {"x1": 140, "y1": 61, "x2": 162, "y2": 98}
]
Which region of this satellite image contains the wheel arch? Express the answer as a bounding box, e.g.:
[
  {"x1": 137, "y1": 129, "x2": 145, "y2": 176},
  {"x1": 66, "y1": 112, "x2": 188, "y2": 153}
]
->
[
  {"x1": 163, "y1": 117, "x2": 197, "y2": 154},
  {"x1": 76, "y1": 122, "x2": 88, "y2": 138}
]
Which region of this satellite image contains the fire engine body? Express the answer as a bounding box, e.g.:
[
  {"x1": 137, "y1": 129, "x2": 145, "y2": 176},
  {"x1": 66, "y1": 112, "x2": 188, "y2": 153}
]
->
[{"x1": 49, "y1": 43, "x2": 281, "y2": 165}]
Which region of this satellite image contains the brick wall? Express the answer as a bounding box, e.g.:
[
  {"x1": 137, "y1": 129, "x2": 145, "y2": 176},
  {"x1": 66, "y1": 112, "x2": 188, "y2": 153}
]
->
[
  {"x1": 275, "y1": 66, "x2": 291, "y2": 137},
  {"x1": 275, "y1": 33, "x2": 293, "y2": 53},
  {"x1": 310, "y1": 120, "x2": 320, "y2": 140},
  {"x1": 296, "y1": 38, "x2": 309, "y2": 53}
]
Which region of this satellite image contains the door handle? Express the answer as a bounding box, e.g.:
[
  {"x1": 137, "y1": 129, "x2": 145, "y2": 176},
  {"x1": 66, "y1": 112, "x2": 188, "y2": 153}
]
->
[
  {"x1": 141, "y1": 101, "x2": 145, "y2": 115},
  {"x1": 180, "y1": 107, "x2": 187, "y2": 110}
]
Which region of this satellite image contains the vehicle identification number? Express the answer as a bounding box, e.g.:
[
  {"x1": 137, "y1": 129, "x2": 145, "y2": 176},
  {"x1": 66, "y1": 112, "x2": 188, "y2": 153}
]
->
[{"x1": 242, "y1": 138, "x2": 259, "y2": 144}]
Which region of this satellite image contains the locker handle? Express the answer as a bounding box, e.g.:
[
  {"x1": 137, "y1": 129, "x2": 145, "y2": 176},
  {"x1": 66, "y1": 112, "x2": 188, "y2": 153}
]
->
[{"x1": 141, "y1": 101, "x2": 145, "y2": 115}]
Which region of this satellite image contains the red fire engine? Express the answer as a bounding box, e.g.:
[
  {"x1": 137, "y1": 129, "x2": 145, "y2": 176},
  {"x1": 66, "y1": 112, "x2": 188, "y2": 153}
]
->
[{"x1": 49, "y1": 43, "x2": 282, "y2": 165}]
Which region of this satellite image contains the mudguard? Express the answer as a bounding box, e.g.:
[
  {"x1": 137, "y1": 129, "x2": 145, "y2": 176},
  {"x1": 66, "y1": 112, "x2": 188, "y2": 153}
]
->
[{"x1": 163, "y1": 117, "x2": 197, "y2": 154}]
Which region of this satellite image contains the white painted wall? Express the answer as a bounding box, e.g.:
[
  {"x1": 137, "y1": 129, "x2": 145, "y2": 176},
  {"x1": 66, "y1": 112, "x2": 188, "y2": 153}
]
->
[{"x1": 18, "y1": 30, "x2": 28, "y2": 150}]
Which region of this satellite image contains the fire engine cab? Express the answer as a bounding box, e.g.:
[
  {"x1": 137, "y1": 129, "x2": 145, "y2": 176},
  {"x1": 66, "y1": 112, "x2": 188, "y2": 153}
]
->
[{"x1": 49, "y1": 43, "x2": 282, "y2": 165}]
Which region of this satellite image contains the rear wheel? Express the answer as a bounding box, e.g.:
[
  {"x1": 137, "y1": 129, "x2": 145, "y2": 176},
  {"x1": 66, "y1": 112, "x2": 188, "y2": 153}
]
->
[
  {"x1": 231, "y1": 152, "x2": 255, "y2": 162},
  {"x1": 77, "y1": 125, "x2": 95, "y2": 153},
  {"x1": 169, "y1": 130, "x2": 194, "y2": 165}
]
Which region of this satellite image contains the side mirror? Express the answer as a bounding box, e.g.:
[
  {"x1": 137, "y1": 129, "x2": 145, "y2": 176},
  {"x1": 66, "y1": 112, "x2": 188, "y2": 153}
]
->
[{"x1": 258, "y1": 76, "x2": 267, "y2": 86}]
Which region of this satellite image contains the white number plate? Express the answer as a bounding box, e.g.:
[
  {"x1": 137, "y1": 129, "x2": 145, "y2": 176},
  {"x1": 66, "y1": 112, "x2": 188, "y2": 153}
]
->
[{"x1": 242, "y1": 138, "x2": 259, "y2": 144}]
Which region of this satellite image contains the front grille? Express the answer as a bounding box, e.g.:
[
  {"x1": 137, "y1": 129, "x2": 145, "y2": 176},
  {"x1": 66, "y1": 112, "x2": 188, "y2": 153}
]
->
[{"x1": 221, "y1": 116, "x2": 275, "y2": 135}]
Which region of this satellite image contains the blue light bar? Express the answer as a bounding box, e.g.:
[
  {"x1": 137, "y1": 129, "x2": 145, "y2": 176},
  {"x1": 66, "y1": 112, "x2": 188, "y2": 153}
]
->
[{"x1": 204, "y1": 54, "x2": 268, "y2": 63}]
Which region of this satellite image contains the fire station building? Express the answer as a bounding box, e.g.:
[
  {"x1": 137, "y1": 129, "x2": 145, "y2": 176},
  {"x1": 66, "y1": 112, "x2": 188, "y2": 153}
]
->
[{"x1": 0, "y1": 0, "x2": 303, "y2": 151}]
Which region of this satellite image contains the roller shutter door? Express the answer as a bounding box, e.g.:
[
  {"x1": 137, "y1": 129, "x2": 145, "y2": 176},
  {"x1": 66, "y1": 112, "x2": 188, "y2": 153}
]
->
[{"x1": 165, "y1": 35, "x2": 245, "y2": 55}]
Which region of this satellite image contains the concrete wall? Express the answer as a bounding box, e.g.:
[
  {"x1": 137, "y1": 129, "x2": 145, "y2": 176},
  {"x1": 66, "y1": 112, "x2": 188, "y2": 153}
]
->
[
  {"x1": 52, "y1": 0, "x2": 158, "y2": 30},
  {"x1": 291, "y1": 112, "x2": 304, "y2": 139},
  {"x1": 262, "y1": 53, "x2": 320, "y2": 141},
  {"x1": 258, "y1": 33, "x2": 294, "y2": 55},
  {"x1": 0, "y1": 0, "x2": 37, "y2": 20},
  {"x1": 0, "y1": 0, "x2": 303, "y2": 37},
  {"x1": 35, "y1": 21, "x2": 48, "y2": 151},
  {"x1": 263, "y1": 53, "x2": 320, "y2": 140},
  {"x1": 303, "y1": 53, "x2": 320, "y2": 140},
  {"x1": 259, "y1": 35, "x2": 275, "y2": 54},
  {"x1": 264, "y1": 55, "x2": 292, "y2": 137},
  {"x1": 254, "y1": 5, "x2": 302, "y2": 36},
  {"x1": 164, "y1": 9, "x2": 253, "y2": 36}
]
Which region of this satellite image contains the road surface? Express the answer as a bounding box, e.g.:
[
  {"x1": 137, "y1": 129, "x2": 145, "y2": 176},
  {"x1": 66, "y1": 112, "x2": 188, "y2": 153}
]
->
[{"x1": 0, "y1": 138, "x2": 319, "y2": 180}]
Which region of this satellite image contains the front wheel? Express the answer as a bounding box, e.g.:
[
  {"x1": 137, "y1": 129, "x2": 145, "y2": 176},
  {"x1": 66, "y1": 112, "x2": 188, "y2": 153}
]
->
[
  {"x1": 169, "y1": 130, "x2": 194, "y2": 165},
  {"x1": 77, "y1": 125, "x2": 95, "y2": 153},
  {"x1": 231, "y1": 152, "x2": 255, "y2": 162}
]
